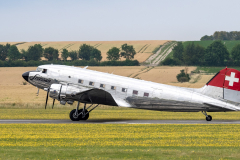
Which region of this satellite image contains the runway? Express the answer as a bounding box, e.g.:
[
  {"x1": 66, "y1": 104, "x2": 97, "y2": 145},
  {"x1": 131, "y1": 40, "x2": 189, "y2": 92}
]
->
[{"x1": 1, "y1": 119, "x2": 240, "y2": 124}]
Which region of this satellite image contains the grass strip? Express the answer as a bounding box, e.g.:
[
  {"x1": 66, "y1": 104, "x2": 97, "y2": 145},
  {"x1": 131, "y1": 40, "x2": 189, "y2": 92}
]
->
[
  {"x1": 1, "y1": 124, "x2": 240, "y2": 159},
  {"x1": 2, "y1": 107, "x2": 240, "y2": 120}
]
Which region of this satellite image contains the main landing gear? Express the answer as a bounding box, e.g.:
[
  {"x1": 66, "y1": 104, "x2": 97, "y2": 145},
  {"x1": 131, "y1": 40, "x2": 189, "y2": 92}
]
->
[
  {"x1": 69, "y1": 102, "x2": 99, "y2": 121},
  {"x1": 202, "y1": 111, "x2": 212, "y2": 121}
]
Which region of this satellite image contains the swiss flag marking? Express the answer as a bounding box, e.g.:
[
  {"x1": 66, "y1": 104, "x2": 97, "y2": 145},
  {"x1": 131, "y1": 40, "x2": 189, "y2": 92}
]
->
[
  {"x1": 225, "y1": 72, "x2": 239, "y2": 86},
  {"x1": 207, "y1": 68, "x2": 240, "y2": 91}
]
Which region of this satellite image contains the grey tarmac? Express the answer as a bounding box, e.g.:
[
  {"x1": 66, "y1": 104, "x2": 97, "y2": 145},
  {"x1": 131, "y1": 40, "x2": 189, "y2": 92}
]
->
[{"x1": 1, "y1": 119, "x2": 240, "y2": 124}]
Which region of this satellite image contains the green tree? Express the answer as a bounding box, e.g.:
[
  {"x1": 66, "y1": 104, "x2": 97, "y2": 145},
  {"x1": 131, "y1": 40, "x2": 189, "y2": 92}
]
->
[
  {"x1": 0, "y1": 45, "x2": 7, "y2": 61},
  {"x1": 194, "y1": 45, "x2": 205, "y2": 65},
  {"x1": 43, "y1": 47, "x2": 59, "y2": 61},
  {"x1": 25, "y1": 44, "x2": 43, "y2": 61},
  {"x1": 231, "y1": 44, "x2": 240, "y2": 62},
  {"x1": 183, "y1": 42, "x2": 195, "y2": 65},
  {"x1": 176, "y1": 69, "x2": 190, "y2": 82},
  {"x1": 204, "y1": 40, "x2": 229, "y2": 66},
  {"x1": 21, "y1": 49, "x2": 27, "y2": 60},
  {"x1": 90, "y1": 48, "x2": 102, "y2": 62},
  {"x1": 69, "y1": 51, "x2": 78, "y2": 61},
  {"x1": 120, "y1": 44, "x2": 136, "y2": 60},
  {"x1": 200, "y1": 35, "x2": 214, "y2": 41},
  {"x1": 61, "y1": 48, "x2": 69, "y2": 61},
  {"x1": 8, "y1": 45, "x2": 21, "y2": 61},
  {"x1": 107, "y1": 47, "x2": 120, "y2": 61},
  {"x1": 79, "y1": 44, "x2": 102, "y2": 62},
  {"x1": 172, "y1": 42, "x2": 184, "y2": 61},
  {"x1": 0, "y1": 43, "x2": 10, "y2": 61},
  {"x1": 79, "y1": 44, "x2": 92, "y2": 61}
]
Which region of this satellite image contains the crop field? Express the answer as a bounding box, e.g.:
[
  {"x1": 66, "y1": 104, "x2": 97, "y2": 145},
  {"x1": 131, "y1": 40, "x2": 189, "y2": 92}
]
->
[
  {"x1": 0, "y1": 124, "x2": 240, "y2": 159},
  {"x1": 7, "y1": 40, "x2": 169, "y2": 62}
]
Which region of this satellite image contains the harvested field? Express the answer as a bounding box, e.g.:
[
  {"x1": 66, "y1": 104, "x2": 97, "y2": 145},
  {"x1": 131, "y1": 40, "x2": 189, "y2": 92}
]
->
[
  {"x1": 136, "y1": 66, "x2": 196, "y2": 83},
  {"x1": 13, "y1": 40, "x2": 169, "y2": 62},
  {"x1": 0, "y1": 66, "x2": 212, "y2": 104}
]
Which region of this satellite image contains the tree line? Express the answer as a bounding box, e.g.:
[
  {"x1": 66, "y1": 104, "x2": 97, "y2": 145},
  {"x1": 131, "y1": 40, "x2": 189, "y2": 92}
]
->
[
  {"x1": 162, "y1": 40, "x2": 240, "y2": 66},
  {"x1": 201, "y1": 31, "x2": 240, "y2": 41},
  {"x1": 0, "y1": 43, "x2": 138, "y2": 66}
]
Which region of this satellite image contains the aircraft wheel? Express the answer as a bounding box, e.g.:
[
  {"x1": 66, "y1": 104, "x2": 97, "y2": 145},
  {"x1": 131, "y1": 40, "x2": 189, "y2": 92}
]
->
[
  {"x1": 69, "y1": 109, "x2": 81, "y2": 121},
  {"x1": 79, "y1": 109, "x2": 89, "y2": 120},
  {"x1": 206, "y1": 115, "x2": 212, "y2": 121}
]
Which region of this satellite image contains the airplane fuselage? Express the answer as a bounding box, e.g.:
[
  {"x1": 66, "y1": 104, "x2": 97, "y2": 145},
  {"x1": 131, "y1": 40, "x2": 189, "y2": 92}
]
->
[{"x1": 23, "y1": 65, "x2": 240, "y2": 113}]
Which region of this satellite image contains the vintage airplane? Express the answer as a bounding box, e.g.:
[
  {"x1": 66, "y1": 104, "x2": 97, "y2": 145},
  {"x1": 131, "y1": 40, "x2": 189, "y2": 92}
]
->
[{"x1": 22, "y1": 64, "x2": 240, "y2": 121}]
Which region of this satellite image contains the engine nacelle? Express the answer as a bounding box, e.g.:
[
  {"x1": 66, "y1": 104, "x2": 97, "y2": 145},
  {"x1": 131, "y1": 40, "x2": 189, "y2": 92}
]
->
[
  {"x1": 49, "y1": 84, "x2": 63, "y2": 100},
  {"x1": 49, "y1": 84, "x2": 79, "y2": 102}
]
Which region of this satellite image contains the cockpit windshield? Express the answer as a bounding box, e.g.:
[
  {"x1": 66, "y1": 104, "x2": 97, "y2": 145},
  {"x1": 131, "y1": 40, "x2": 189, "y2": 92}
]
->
[{"x1": 36, "y1": 67, "x2": 42, "y2": 72}]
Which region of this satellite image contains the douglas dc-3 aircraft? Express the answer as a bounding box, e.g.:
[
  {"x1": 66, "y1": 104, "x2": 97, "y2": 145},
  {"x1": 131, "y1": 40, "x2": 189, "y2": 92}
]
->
[{"x1": 22, "y1": 64, "x2": 240, "y2": 121}]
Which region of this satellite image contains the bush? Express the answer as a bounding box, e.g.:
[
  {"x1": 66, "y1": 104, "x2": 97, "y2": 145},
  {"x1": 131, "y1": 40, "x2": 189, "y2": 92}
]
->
[
  {"x1": 161, "y1": 57, "x2": 182, "y2": 66},
  {"x1": 176, "y1": 69, "x2": 190, "y2": 82}
]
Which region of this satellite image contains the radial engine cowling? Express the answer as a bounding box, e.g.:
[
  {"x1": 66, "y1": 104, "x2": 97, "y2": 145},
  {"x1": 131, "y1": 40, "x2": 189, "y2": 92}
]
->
[
  {"x1": 49, "y1": 84, "x2": 78, "y2": 102},
  {"x1": 49, "y1": 84, "x2": 63, "y2": 100}
]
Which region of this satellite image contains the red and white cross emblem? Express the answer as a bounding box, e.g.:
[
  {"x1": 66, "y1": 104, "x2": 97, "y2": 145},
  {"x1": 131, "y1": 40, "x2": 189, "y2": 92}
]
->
[{"x1": 225, "y1": 72, "x2": 239, "y2": 86}]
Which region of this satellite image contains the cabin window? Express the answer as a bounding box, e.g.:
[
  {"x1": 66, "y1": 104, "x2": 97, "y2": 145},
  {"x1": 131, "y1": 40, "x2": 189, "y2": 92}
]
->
[
  {"x1": 100, "y1": 84, "x2": 105, "y2": 88},
  {"x1": 144, "y1": 92, "x2": 149, "y2": 97},
  {"x1": 89, "y1": 82, "x2": 94, "y2": 86},
  {"x1": 133, "y1": 90, "x2": 138, "y2": 95},
  {"x1": 122, "y1": 88, "x2": 127, "y2": 92},
  {"x1": 42, "y1": 69, "x2": 47, "y2": 73},
  {"x1": 111, "y1": 86, "x2": 116, "y2": 90},
  {"x1": 78, "y1": 79, "x2": 83, "y2": 84}
]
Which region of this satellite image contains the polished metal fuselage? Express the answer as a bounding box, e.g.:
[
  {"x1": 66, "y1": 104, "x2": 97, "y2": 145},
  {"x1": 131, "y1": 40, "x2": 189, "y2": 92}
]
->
[{"x1": 28, "y1": 65, "x2": 240, "y2": 112}]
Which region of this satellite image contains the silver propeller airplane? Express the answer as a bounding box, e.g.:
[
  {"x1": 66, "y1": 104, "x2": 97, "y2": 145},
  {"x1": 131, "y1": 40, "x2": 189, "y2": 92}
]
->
[{"x1": 22, "y1": 65, "x2": 240, "y2": 121}]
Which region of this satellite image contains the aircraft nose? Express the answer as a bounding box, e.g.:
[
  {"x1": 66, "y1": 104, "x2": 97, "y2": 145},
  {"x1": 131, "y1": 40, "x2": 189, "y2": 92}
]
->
[{"x1": 22, "y1": 71, "x2": 30, "y2": 82}]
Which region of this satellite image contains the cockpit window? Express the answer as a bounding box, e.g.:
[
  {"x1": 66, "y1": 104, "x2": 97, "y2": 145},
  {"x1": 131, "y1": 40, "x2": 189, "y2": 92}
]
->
[
  {"x1": 42, "y1": 69, "x2": 47, "y2": 73},
  {"x1": 36, "y1": 67, "x2": 42, "y2": 72}
]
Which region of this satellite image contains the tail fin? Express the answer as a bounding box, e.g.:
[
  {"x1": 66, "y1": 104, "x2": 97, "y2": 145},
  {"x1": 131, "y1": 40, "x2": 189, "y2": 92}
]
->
[{"x1": 201, "y1": 67, "x2": 240, "y2": 103}]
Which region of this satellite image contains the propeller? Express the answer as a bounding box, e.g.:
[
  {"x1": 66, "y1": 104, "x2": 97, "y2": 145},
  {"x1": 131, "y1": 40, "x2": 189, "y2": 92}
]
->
[
  {"x1": 52, "y1": 99, "x2": 55, "y2": 109},
  {"x1": 45, "y1": 88, "x2": 49, "y2": 109}
]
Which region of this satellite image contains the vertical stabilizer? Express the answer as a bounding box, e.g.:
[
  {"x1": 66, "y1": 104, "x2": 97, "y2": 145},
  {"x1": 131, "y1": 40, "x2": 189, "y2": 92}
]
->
[{"x1": 200, "y1": 68, "x2": 240, "y2": 103}]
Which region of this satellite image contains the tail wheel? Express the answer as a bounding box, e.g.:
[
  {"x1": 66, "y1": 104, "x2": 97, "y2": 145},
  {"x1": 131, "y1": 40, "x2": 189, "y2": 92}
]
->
[{"x1": 206, "y1": 115, "x2": 212, "y2": 121}]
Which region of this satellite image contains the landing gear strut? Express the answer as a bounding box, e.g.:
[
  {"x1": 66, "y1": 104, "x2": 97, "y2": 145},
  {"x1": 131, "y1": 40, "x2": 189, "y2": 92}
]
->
[
  {"x1": 202, "y1": 111, "x2": 212, "y2": 121},
  {"x1": 69, "y1": 102, "x2": 99, "y2": 121}
]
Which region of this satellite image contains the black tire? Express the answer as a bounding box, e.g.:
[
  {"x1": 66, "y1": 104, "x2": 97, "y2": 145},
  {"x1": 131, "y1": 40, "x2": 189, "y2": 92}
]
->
[
  {"x1": 69, "y1": 109, "x2": 81, "y2": 121},
  {"x1": 206, "y1": 115, "x2": 212, "y2": 121},
  {"x1": 79, "y1": 109, "x2": 89, "y2": 120}
]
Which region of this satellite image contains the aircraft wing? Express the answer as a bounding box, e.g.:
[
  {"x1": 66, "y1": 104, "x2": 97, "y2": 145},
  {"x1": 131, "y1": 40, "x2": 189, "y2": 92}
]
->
[{"x1": 49, "y1": 83, "x2": 118, "y2": 106}]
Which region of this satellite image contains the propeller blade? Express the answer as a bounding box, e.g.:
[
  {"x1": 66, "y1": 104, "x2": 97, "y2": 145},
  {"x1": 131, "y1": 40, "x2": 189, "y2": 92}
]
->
[
  {"x1": 52, "y1": 99, "x2": 55, "y2": 109},
  {"x1": 45, "y1": 89, "x2": 49, "y2": 109}
]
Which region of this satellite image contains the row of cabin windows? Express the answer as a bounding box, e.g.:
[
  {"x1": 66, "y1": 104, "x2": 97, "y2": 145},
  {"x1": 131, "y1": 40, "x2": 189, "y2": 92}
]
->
[{"x1": 78, "y1": 79, "x2": 149, "y2": 97}]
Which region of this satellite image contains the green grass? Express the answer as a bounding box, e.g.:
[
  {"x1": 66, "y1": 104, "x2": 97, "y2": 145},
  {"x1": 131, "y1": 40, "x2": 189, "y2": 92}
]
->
[
  {"x1": 1, "y1": 146, "x2": 240, "y2": 160},
  {"x1": 196, "y1": 66, "x2": 240, "y2": 73},
  {"x1": 2, "y1": 106, "x2": 240, "y2": 120},
  {"x1": 1, "y1": 124, "x2": 240, "y2": 159}
]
